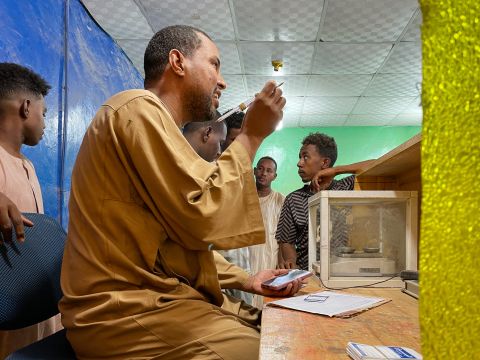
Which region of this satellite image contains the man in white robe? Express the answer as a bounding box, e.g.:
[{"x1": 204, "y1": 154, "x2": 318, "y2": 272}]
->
[{"x1": 250, "y1": 156, "x2": 285, "y2": 308}]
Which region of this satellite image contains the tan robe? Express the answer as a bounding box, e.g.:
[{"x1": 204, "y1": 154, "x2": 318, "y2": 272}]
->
[
  {"x1": 59, "y1": 90, "x2": 266, "y2": 360},
  {"x1": 249, "y1": 190, "x2": 285, "y2": 308},
  {"x1": 0, "y1": 145, "x2": 62, "y2": 359}
]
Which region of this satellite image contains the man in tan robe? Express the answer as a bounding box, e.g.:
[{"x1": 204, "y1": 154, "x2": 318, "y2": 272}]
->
[{"x1": 60, "y1": 25, "x2": 296, "y2": 359}]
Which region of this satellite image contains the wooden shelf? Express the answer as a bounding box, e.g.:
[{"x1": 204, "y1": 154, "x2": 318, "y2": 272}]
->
[{"x1": 356, "y1": 133, "x2": 421, "y2": 191}]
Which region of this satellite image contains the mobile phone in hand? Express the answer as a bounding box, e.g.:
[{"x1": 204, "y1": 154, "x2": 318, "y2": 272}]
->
[{"x1": 261, "y1": 269, "x2": 312, "y2": 290}]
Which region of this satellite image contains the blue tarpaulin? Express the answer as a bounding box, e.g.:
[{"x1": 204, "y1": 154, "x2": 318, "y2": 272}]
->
[{"x1": 0, "y1": 0, "x2": 143, "y2": 228}]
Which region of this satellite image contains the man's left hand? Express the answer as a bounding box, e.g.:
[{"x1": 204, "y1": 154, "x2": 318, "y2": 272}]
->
[
  {"x1": 242, "y1": 269, "x2": 302, "y2": 297},
  {"x1": 311, "y1": 168, "x2": 335, "y2": 193}
]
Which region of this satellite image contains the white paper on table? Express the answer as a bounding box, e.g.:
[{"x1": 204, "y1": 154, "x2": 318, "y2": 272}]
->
[{"x1": 267, "y1": 291, "x2": 386, "y2": 317}]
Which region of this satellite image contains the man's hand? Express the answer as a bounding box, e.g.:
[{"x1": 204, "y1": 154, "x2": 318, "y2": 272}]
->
[
  {"x1": 235, "y1": 81, "x2": 286, "y2": 159},
  {"x1": 310, "y1": 167, "x2": 336, "y2": 193},
  {"x1": 277, "y1": 243, "x2": 297, "y2": 269},
  {"x1": 242, "y1": 81, "x2": 286, "y2": 139},
  {"x1": 0, "y1": 192, "x2": 33, "y2": 244},
  {"x1": 242, "y1": 269, "x2": 302, "y2": 298}
]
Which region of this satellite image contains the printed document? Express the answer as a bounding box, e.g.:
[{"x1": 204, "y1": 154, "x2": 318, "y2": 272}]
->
[{"x1": 267, "y1": 291, "x2": 387, "y2": 317}]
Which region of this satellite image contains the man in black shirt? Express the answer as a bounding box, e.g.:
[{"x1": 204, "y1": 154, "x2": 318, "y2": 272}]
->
[
  {"x1": 276, "y1": 132, "x2": 374, "y2": 270},
  {"x1": 221, "y1": 110, "x2": 244, "y2": 151}
]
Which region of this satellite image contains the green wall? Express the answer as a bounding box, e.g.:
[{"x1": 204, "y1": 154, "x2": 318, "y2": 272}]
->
[{"x1": 255, "y1": 126, "x2": 421, "y2": 195}]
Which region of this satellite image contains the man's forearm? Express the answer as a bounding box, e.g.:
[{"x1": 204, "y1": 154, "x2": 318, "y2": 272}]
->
[
  {"x1": 279, "y1": 243, "x2": 297, "y2": 265},
  {"x1": 213, "y1": 251, "x2": 250, "y2": 289},
  {"x1": 332, "y1": 159, "x2": 375, "y2": 176},
  {"x1": 277, "y1": 245, "x2": 285, "y2": 266}
]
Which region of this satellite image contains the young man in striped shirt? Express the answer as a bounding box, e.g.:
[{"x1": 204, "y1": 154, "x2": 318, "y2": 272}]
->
[{"x1": 276, "y1": 132, "x2": 374, "y2": 270}]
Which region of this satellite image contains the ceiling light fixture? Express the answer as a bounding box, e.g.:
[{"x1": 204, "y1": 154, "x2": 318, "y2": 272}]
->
[{"x1": 271, "y1": 59, "x2": 283, "y2": 72}]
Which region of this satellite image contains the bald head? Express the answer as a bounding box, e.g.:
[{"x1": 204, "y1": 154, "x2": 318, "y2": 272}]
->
[
  {"x1": 183, "y1": 118, "x2": 224, "y2": 135},
  {"x1": 143, "y1": 26, "x2": 226, "y2": 128},
  {"x1": 144, "y1": 25, "x2": 211, "y2": 86},
  {"x1": 183, "y1": 120, "x2": 227, "y2": 162}
]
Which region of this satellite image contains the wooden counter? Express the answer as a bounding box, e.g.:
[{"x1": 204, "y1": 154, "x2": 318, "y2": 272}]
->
[
  {"x1": 259, "y1": 285, "x2": 420, "y2": 359},
  {"x1": 259, "y1": 134, "x2": 423, "y2": 359}
]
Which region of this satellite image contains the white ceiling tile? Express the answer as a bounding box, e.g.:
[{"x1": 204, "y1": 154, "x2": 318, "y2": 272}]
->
[
  {"x1": 240, "y1": 42, "x2": 315, "y2": 75},
  {"x1": 312, "y1": 43, "x2": 392, "y2": 74},
  {"x1": 219, "y1": 104, "x2": 302, "y2": 126},
  {"x1": 217, "y1": 42, "x2": 242, "y2": 74},
  {"x1": 222, "y1": 75, "x2": 247, "y2": 99},
  {"x1": 380, "y1": 42, "x2": 422, "y2": 74},
  {"x1": 320, "y1": 0, "x2": 418, "y2": 42},
  {"x1": 299, "y1": 114, "x2": 348, "y2": 127},
  {"x1": 402, "y1": 10, "x2": 422, "y2": 42},
  {"x1": 283, "y1": 97, "x2": 305, "y2": 114},
  {"x1": 220, "y1": 93, "x2": 303, "y2": 117},
  {"x1": 303, "y1": 97, "x2": 358, "y2": 114},
  {"x1": 352, "y1": 97, "x2": 415, "y2": 114},
  {"x1": 345, "y1": 114, "x2": 394, "y2": 126},
  {"x1": 364, "y1": 74, "x2": 422, "y2": 97},
  {"x1": 401, "y1": 96, "x2": 423, "y2": 114},
  {"x1": 82, "y1": 0, "x2": 153, "y2": 39},
  {"x1": 390, "y1": 113, "x2": 422, "y2": 126},
  {"x1": 245, "y1": 76, "x2": 308, "y2": 96},
  {"x1": 234, "y1": 0, "x2": 324, "y2": 41},
  {"x1": 85, "y1": 0, "x2": 423, "y2": 128},
  {"x1": 116, "y1": 39, "x2": 149, "y2": 75},
  {"x1": 139, "y1": 0, "x2": 235, "y2": 40},
  {"x1": 307, "y1": 75, "x2": 372, "y2": 96}
]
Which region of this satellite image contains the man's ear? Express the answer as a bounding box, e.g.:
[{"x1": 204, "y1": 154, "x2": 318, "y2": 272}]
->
[
  {"x1": 169, "y1": 49, "x2": 186, "y2": 77},
  {"x1": 202, "y1": 126, "x2": 213, "y2": 143},
  {"x1": 322, "y1": 158, "x2": 331, "y2": 169},
  {"x1": 20, "y1": 99, "x2": 31, "y2": 119}
]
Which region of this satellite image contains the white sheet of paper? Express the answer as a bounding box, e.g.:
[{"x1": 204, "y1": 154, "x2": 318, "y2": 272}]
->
[{"x1": 267, "y1": 291, "x2": 385, "y2": 317}]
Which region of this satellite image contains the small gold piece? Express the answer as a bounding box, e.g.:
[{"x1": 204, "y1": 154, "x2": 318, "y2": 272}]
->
[{"x1": 239, "y1": 103, "x2": 247, "y2": 111}]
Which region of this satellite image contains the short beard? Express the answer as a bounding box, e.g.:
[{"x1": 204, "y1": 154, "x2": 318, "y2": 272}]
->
[
  {"x1": 185, "y1": 87, "x2": 216, "y2": 123},
  {"x1": 23, "y1": 132, "x2": 41, "y2": 146}
]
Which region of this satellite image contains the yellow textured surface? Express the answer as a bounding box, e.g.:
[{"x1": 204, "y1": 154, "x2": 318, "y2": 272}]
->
[{"x1": 420, "y1": 0, "x2": 480, "y2": 357}]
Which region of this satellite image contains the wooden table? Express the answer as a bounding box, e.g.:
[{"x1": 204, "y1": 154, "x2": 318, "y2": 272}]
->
[{"x1": 259, "y1": 284, "x2": 421, "y2": 359}]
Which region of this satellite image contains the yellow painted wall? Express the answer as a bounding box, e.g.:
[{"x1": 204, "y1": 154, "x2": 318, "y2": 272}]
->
[{"x1": 420, "y1": 0, "x2": 480, "y2": 357}]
